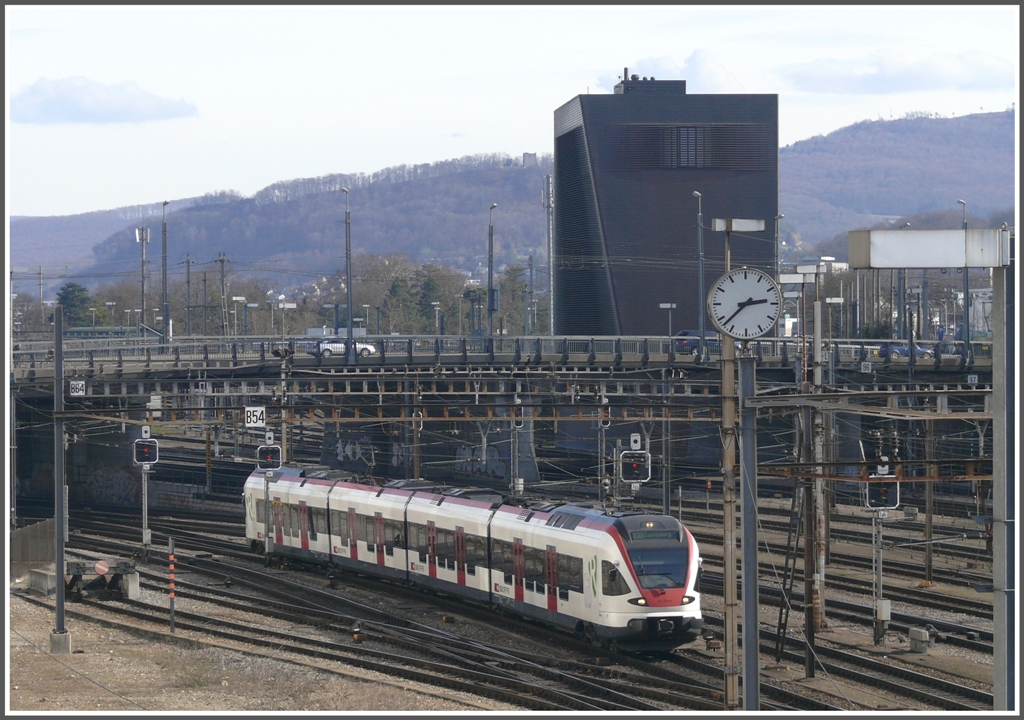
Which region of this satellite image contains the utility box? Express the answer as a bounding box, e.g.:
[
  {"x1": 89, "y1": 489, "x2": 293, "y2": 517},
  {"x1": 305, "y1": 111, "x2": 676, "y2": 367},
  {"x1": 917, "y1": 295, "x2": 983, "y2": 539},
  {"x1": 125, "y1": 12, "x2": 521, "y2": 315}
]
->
[
  {"x1": 909, "y1": 626, "x2": 932, "y2": 653},
  {"x1": 875, "y1": 599, "x2": 891, "y2": 622}
]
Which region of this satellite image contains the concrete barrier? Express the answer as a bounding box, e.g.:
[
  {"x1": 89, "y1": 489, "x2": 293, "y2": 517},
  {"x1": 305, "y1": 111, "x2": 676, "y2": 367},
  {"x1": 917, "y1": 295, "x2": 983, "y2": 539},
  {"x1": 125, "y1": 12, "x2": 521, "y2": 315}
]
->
[{"x1": 29, "y1": 568, "x2": 57, "y2": 596}]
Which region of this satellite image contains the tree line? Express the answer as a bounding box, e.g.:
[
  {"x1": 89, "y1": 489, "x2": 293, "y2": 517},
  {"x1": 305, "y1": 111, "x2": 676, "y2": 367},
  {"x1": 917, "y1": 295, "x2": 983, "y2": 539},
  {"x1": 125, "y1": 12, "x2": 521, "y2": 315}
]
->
[{"x1": 15, "y1": 252, "x2": 550, "y2": 340}]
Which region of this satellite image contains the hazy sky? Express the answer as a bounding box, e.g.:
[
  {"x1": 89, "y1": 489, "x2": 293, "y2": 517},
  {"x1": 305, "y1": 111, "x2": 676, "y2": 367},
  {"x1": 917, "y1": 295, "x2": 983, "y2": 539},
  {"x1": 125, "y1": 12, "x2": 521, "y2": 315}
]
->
[{"x1": 6, "y1": 5, "x2": 1019, "y2": 218}]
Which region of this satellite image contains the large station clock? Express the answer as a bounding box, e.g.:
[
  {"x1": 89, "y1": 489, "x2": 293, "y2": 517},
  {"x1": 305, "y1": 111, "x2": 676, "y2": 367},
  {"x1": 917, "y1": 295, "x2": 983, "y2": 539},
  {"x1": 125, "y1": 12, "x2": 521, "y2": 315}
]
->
[{"x1": 707, "y1": 267, "x2": 781, "y2": 340}]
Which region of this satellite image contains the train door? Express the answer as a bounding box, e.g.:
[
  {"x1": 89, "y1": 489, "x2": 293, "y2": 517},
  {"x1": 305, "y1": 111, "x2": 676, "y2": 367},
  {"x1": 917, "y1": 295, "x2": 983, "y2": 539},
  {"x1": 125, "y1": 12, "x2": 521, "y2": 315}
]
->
[
  {"x1": 455, "y1": 527, "x2": 466, "y2": 585},
  {"x1": 512, "y1": 539, "x2": 525, "y2": 603},
  {"x1": 347, "y1": 508, "x2": 358, "y2": 560},
  {"x1": 272, "y1": 500, "x2": 284, "y2": 547},
  {"x1": 427, "y1": 522, "x2": 437, "y2": 579},
  {"x1": 374, "y1": 513, "x2": 385, "y2": 566},
  {"x1": 298, "y1": 502, "x2": 310, "y2": 551},
  {"x1": 545, "y1": 546, "x2": 558, "y2": 612}
]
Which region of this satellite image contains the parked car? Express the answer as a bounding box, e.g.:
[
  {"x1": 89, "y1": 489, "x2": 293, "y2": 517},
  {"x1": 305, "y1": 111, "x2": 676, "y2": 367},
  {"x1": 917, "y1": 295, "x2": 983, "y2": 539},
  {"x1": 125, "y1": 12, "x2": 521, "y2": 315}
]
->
[
  {"x1": 878, "y1": 342, "x2": 933, "y2": 359},
  {"x1": 307, "y1": 337, "x2": 378, "y2": 359}
]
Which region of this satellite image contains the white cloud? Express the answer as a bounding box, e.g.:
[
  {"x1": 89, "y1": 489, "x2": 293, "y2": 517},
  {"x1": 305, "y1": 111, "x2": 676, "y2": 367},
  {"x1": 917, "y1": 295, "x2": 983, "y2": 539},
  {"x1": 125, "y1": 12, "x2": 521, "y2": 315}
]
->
[
  {"x1": 780, "y1": 50, "x2": 1016, "y2": 95},
  {"x1": 10, "y1": 77, "x2": 198, "y2": 124},
  {"x1": 596, "y1": 51, "x2": 748, "y2": 94}
]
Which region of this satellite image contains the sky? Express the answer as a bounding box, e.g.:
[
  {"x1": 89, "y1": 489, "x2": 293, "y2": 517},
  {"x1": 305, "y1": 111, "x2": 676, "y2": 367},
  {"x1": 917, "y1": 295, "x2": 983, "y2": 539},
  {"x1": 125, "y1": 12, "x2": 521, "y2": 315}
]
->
[{"x1": 5, "y1": 5, "x2": 1019, "y2": 219}]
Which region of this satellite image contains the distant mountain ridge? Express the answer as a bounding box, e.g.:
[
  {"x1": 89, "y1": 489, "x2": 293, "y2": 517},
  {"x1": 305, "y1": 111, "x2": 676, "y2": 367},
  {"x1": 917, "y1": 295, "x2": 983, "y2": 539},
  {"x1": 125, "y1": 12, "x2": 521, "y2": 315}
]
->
[
  {"x1": 9, "y1": 110, "x2": 1014, "y2": 290},
  {"x1": 778, "y1": 109, "x2": 1014, "y2": 252}
]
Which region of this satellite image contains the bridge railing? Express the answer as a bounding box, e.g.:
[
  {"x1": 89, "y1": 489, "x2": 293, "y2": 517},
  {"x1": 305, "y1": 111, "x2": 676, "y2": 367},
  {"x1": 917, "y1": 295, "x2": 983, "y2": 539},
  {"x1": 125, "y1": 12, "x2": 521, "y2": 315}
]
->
[{"x1": 10, "y1": 333, "x2": 990, "y2": 371}]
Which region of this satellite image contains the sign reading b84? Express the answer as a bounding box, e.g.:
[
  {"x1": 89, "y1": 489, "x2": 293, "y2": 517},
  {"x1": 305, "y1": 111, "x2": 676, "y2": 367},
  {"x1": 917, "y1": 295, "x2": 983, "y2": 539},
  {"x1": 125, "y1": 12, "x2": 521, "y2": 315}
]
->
[{"x1": 244, "y1": 406, "x2": 266, "y2": 428}]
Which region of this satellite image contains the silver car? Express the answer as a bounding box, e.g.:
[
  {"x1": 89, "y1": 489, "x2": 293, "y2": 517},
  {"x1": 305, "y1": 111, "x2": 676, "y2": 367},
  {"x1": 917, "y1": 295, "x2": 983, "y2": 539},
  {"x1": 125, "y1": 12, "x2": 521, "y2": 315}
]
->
[{"x1": 310, "y1": 337, "x2": 378, "y2": 359}]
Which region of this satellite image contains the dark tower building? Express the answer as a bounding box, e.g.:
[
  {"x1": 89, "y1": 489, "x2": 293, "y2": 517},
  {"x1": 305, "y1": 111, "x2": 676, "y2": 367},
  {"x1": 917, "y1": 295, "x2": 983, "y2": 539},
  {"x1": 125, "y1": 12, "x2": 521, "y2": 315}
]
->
[{"x1": 553, "y1": 71, "x2": 778, "y2": 335}]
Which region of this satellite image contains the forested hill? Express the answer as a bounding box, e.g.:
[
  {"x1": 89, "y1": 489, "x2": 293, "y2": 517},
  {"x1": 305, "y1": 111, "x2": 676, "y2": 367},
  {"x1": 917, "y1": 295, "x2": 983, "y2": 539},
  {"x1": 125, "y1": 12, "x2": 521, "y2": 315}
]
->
[
  {"x1": 778, "y1": 109, "x2": 1014, "y2": 253},
  {"x1": 9, "y1": 109, "x2": 1014, "y2": 288},
  {"x1": 88, "y1": 153, "x2": 551, "y2": 281}
]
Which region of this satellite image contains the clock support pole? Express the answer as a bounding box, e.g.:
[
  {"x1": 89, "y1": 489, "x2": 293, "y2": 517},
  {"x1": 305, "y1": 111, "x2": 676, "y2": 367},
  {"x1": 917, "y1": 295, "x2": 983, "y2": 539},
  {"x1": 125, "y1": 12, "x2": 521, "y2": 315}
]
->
[
  {"x1": 720, "y1": 231, "x2": 741, "y2": 710},
  {"x1": 739, "y1": 354, "x2": 760, "y2": 711}
]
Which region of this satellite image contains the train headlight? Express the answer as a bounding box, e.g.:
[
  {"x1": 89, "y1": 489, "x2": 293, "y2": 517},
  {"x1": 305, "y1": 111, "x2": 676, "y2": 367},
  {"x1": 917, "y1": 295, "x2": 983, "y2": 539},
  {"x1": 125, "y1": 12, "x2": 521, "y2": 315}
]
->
[
  {"x1": 681, "y1": 595, "x2": 695, "y2": 605},
  {"x1": 627, "y1": 597, "x2": 647, "y2": 606}
]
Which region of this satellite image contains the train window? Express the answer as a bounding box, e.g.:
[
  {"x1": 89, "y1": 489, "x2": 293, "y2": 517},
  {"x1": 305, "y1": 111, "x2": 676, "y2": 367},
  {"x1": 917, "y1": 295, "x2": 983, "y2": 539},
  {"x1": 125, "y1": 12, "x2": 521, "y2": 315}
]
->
[
  {"x1": 288, "y1": 504, "x2": 299, "y2": 538},
  {"x1": 306, "y1": 508, "x2": 318, "y2": 541},
  {"x1": 330, "y1": 509, "x2": 348, "y2": 544},
  {"x1": 491, "y1": 539, "x2": 513, "y2": 583},
  {"x1": 562, "y1": 515, "x2": 584, "y2": 531},
  {"x1": 557, "y1": 553, "x2": 583, "y2": 593},
  {"x1": 466, "y1": 535, "x2": 485, "y2": 575},
  {"x1": 626, "y1": 545, "x2": 690, "y2": 589},
  {"x1": 359, "y1": 515, "x2": 374, "y2": 551},
  {"x1": 256, "y1": 499, "x2": 266, "y2": 525},
  {"x1": 602, "y1": 560, "x2": 630, "y2": 596},
  {"x1": 437, "y1": 529, "x2": 455, "y2": 569},
  {"x1": 569, "y1": 556, "x2": 582, "y2": 592},
  {"x1": 525, "y1": 547, "x2": 545, "y2": 589},
  {"x1": 410, "y1": 522, "x2": 428, "y2": 562},
  {"x1": 311, "y1": 507, "x2": 327, "y2": 537},
  {"x1": 384, "y1": 519, "x2": 403, "y2": 556}
]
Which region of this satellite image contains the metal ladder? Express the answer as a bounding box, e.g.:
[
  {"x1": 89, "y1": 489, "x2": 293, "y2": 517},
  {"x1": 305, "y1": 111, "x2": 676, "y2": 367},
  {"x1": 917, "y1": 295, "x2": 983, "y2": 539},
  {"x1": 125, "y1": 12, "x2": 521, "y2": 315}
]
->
[{"x1": 774, "y1": 477, "x2": 805, "y2": 661}]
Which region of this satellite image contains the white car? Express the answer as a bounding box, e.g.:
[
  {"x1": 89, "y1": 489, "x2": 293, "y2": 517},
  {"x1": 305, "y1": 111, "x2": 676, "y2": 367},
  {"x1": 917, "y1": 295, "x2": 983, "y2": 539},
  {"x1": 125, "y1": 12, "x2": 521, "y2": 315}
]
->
[{"x1": 309, "y1": 337, "x2": 378, "y2": 359}]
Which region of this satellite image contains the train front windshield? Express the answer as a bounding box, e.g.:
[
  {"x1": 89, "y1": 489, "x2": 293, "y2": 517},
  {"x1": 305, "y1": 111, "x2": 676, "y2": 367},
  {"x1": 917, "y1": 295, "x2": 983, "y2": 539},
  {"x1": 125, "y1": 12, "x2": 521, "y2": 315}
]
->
[{"x1": 625, "y1": 535, "x2": 691, "y2": 589}]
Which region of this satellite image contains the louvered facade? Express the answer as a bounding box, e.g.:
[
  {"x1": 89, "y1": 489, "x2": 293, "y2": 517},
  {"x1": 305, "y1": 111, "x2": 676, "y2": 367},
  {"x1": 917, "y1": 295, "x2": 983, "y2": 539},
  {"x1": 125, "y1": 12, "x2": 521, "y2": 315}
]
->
[{"x1": 553, "y1": 78, "x2": 778, "y2": 336}]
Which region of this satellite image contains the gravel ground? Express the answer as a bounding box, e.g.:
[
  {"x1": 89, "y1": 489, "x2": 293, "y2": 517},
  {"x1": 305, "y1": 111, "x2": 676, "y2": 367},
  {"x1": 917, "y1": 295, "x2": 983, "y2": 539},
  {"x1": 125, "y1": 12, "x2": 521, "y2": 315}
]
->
[{"x1": 8, "y1": 589, "x2": 523, "y2": 713}]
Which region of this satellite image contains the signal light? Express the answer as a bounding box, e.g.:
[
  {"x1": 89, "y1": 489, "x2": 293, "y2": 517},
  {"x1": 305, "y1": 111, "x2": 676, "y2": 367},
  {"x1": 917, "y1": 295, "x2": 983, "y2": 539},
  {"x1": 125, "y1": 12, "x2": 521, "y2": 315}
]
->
[
  {"x1": 133, "y1": 439, "x2": 159, "y2": 465},
  {"x1": 256, "y1": 445, "x2": 282, "y2": 470},
  {"x1": 620, "y1": 451, "x2": 650, "y2": 482},
  {"x1": 866, "y1": 480, "x2": 900, "y2": 509}
]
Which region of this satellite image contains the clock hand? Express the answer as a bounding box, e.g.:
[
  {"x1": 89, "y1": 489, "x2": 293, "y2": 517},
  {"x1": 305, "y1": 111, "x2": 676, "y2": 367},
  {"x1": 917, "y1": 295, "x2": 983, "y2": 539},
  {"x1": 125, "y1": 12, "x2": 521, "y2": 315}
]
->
[
  {"x1": 721, "y1": 299, "x2": 754, "y2": 327},
  {"x1": 720, "y1": 297, "x2": 770, "y2": 327}
]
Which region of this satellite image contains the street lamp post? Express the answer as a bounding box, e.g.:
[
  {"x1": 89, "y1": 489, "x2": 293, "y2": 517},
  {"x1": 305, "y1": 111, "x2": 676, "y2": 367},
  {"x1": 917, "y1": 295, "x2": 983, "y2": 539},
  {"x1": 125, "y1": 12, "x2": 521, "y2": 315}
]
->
[
  {"x1": 375, "y1": 305, "x2": 381, "y2": 335},
  {"x1": 775, "y1": 213, "x2": 784, "y2": 336},
  {"x1": 105, "y1": 301, "x2": 116, "y2": 329},
  {"x1": 245, "y1": 303, "x2": 257, "y2": 335},
  {"x1": 135, "y1": 227, "x2": 150, "y2": 336},
  {"x1": 324, "y1": 303, "x2": 340, "y2": 334},
  {"x1": 487, "y1": 203, "x2": 498, "y2": 336},
  {"x1": 957, "y1": 199, "x2": 971, "y2": 352},
  {"x1": 362, "y1": 305, "x2": 370, "y2": 333},
  {"x1": 89, "y1": 308, "x2": 96, "y2": 328},
  {"x1": 693, "y1": 191, "x2": 706, "y2": 361},
  {"x1": 342, "y1": 188, "x2": 354, "y2": 364},
  {"x1": 432, "y1": 301, "x2": 440, "y2": 332},
  {"x1": 161, "y1": 201, "x2": 169, "y2": 339},
  {"x1": 232, "y1": 296, "x2": 246, "y2": 336},
  {"x1": 659, "y1": 303, "x2": 676, "y2": 337}
]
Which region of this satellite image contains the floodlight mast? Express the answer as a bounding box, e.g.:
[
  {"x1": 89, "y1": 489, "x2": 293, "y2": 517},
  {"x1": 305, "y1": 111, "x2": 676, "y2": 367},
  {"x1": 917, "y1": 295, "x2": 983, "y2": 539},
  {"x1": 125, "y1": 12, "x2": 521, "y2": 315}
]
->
[{"x1": 342, "y1": 188, "x2": 354, "y2": 365}]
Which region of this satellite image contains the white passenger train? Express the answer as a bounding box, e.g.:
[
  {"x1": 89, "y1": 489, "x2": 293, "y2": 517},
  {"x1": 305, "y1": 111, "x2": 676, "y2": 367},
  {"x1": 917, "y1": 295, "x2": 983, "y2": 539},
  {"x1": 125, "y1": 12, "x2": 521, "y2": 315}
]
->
[{"x1": 243, "y1": 466, "x2": 703, "y2": 651}]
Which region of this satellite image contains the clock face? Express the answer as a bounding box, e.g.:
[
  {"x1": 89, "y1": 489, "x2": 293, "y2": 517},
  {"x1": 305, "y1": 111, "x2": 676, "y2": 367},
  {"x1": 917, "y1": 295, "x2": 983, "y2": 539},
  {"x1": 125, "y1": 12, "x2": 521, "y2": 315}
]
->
[{"x1": 707, "y1": 267, "x2": 781, "y2": 339}]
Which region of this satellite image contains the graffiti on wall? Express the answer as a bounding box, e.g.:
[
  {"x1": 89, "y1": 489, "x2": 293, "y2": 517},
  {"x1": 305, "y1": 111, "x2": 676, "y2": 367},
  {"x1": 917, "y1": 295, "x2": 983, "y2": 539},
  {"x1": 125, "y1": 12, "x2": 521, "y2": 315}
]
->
[
  {"x1": 453, "y1": 445, "x2": 507, "y2": 480},
  {"x1": 79, "y1": 465, "x2": 140, "y2": 506}
]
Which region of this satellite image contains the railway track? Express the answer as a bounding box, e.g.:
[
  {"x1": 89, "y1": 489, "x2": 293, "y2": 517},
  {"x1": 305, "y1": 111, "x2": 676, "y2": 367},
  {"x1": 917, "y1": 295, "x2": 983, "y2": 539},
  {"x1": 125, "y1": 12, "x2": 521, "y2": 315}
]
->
[
  {"x1": 698, "y1": 614, "x2": 992, "y2": 711},
  {"x1": 65, "y1": 506, "x2": 994, "y2": 642},
  {"x1": 690, "y1": 527, "x2": 991, "y2": 589},
  {"x1": 56, "y1": 502, "x2": 1001, "y2": 708},
  {"x1": 697, "y1": 571, "x2": 994, "y2": 654},
  {"x1": 62, "y1": 533, "x2": 840, "y2": 711}
]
